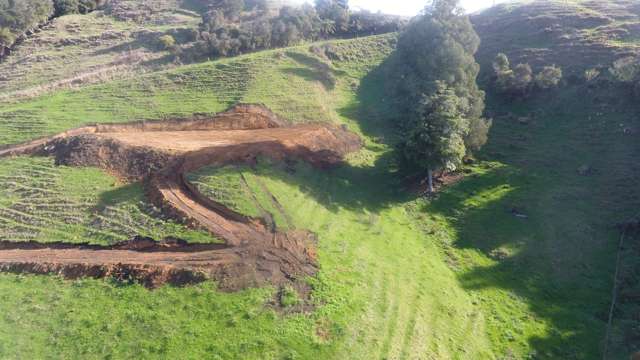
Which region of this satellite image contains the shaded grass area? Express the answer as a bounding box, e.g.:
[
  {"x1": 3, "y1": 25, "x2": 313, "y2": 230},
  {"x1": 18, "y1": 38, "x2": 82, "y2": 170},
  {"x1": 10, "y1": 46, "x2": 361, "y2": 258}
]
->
[
  {"x1": 607, "y1": 230, "x2": 640, "y2": 358},
  {"x1": 423, "y1": 85, "x2": 640, "y2": 358},
  {"x1": 0, "y1": 156, "x2": 214, "y2": 245}
]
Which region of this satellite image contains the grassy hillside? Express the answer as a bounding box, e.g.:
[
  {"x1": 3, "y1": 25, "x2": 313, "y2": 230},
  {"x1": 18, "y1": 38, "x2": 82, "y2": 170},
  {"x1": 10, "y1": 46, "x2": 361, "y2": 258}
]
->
[
  {"x1": 0, "y1": 0, "x2": 201, "y2": 102},
  {"x1": 472, "y1": 0, "x2": 640, "y2": 77},
  {"x1": 1, "y1": 2, "x2": 640, "y2": 358}
]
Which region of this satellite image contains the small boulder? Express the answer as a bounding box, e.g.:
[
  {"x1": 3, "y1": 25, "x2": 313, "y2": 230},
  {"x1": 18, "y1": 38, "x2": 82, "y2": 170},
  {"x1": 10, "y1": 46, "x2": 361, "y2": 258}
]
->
[
  {"x1": 577, "y1": 165, "x2": 593, "y2": 176},
  {"x1": 510, "y1": 207, "x2": 528, "y2": 219}
]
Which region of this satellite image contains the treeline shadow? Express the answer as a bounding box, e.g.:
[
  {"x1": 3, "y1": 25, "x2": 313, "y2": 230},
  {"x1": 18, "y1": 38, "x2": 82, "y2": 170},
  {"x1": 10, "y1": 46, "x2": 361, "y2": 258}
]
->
[{"x1": 284, "y1": 52, "x2": 348, "y2": 91}]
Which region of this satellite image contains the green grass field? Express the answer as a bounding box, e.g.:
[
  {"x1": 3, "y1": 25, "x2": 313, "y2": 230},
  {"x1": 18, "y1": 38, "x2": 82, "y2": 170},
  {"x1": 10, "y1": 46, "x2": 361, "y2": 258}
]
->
[
  {"x1": 0, "y1": 156, "x2": 214, "y2": 245},
  {"x1": 0, "y1": 20, "x2": 639, "y2": 358}
]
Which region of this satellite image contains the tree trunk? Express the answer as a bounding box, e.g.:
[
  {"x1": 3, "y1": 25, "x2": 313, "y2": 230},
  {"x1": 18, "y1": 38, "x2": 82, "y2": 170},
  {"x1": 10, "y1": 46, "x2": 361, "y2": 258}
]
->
[{"x1": 427, "y1": 168, "x2": 434, "y2": 194}]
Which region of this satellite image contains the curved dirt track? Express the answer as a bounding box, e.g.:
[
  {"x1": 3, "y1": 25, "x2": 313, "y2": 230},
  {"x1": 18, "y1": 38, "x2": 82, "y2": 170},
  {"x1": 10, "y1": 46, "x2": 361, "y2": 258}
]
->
[{"x1": 0, "y1": 104, "x2": 361, "y2": 290}]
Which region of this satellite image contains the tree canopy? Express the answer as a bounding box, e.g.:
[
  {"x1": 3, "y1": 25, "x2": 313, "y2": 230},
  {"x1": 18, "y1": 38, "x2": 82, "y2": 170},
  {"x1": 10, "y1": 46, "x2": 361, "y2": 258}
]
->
[
  {"x1": 388, "y1": 0, "x2": 489, "y2": 191},
  {"x1": 0, "y1": 0, "x2": 53, "y2": 47}
]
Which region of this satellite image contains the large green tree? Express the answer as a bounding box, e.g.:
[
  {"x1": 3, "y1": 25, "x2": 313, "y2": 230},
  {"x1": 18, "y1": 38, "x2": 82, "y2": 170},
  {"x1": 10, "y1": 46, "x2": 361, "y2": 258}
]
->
[
  {"x1": 390, "y1": 0, "x2": 489, "y2": 192},
  {"x1": 401, "y1": 81, "x2": 469, "y2": 192}
]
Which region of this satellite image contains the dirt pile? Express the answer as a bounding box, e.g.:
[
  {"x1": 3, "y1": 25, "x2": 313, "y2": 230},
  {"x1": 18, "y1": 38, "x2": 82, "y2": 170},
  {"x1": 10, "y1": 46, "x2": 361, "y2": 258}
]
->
[{"x1": 0, "y1": 104, "x2": 361, "y2": 290}]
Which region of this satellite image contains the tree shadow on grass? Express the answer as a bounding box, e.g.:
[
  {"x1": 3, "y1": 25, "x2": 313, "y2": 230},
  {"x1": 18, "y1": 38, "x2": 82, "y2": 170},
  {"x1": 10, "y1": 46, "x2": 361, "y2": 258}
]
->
[
  {"x1": 423, "y1": 146, "x2": 615, "y2": 357},
  {"x1": 246, "y1": 149, "x2": 408, "y2": 215},
  {"x1": 338, "y1": 55, "x2": 400, "y2": 142},
  {"x1": 373, "y1": 78, "x2": 640, "y2": 358},
  {"x1": 284, "y1": 52, "x2": 349, "y2": 91},
  {"x1": 94, "y1": 182, "x2": 146, "y2": 211}
]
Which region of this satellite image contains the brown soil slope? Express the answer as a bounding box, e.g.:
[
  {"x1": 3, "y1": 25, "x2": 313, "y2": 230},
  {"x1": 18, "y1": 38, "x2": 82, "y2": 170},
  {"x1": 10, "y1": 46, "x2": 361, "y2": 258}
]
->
[{"x1": 0, "y1": 104, "x2": 361, "y2": 290}]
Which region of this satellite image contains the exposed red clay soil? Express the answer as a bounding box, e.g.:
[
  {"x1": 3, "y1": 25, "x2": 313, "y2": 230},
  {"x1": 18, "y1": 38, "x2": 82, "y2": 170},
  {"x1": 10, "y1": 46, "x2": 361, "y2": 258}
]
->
[{"x1": 0, "y1": 104, "x2": 361, "y2": 291}]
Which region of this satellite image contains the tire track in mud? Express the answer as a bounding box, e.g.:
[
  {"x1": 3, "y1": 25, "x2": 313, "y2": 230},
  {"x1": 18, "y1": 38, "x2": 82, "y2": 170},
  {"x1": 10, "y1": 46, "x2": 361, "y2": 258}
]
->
[
  {"x1": 252, "y1": 175, "x2": 295, "y2": 230},
  {"x1": 239, "y1": 172, "x2": 276, "y2": 231},
  {"x1": 0, "y1": 104, "x2": 362, "y2": 291}
]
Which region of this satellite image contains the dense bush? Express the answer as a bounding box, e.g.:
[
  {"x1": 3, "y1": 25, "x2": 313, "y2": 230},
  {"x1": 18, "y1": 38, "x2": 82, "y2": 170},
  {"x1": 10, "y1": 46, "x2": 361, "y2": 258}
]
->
[
  {"x1": 54, "y1": 0, "x2": 104, "y2": 16},
  {"x1": 0, "y1": 0, "x2": 53, "y2": 47},
  {"x1": 534, "y1": 65, "x2": 563, "y2": 89},
  {"x1": 584, "y1": 67, "x2": 601, "y2": 82},
  {"x1": 512, "y1": 63, "x2": 533, "y2": 94},
  {"x1": 343, "y1": 10, "x2": 405, "y2": 37},
  {"x1": 609, "y1": 56, "x2": 640, "y2": 83},
  {"x1": 191, "y1": 0, "x2": 404, "y2": 61},
  {"x1": 158, "y1": 34, "x2": 176, "y2": 49},
  {"x1": 315, "y1": 0, "x2": 349, "y2": 33}
]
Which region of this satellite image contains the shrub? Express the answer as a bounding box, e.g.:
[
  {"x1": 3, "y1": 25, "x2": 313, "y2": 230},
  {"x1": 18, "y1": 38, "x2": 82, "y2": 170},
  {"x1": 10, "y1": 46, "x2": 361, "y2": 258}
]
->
[
  {"x1": 493, "y1": 53, "x2": 564, "y2": 97},
  {"x1": 0, "y1": 27, "x2": 13, "y2": 46},
  {"x1": 609, "y1": 56, "x2": 640, "y2": 83},
  {"x1": 158, "y1": 34, "x2": 176, "y2": 49},
  {"x1": 534, "y1": 65, "x2": 563, "y2": 89},
  {"x1": 54, "y1": 0, "x2": 80, "y2": 16},
  {"x1": 512, "y1": 63, "x2": 533, "y2": 94},
  {"x1": 279, "y1": 286, "x2": 301, "y2": 307},
  {"x1": 584, "y1": 68, "x2": 600, "y2": 82},
  {"x1": 493, "y1": 53, "x2": 510, "y2": 73}
]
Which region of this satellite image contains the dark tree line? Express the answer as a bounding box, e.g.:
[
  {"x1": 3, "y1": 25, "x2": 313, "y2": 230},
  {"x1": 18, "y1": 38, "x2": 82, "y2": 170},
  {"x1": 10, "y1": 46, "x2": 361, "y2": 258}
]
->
[
  {"x1": 189, "y1": 0, "x2": 406, "y2": 60},
  {"x1": 0, "y1": 0, "x2": 104, "y2": 52}
]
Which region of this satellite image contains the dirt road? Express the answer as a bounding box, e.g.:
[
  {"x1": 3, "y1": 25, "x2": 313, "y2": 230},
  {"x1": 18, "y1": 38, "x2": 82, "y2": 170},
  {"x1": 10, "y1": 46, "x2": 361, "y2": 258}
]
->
[{"x1": 0, "y1": 104, "x2": 361, "y2": 290}]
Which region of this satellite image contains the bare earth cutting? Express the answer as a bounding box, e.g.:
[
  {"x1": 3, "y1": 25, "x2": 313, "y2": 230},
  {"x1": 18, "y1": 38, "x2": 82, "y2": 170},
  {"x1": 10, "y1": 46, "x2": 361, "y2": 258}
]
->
[{"x1": 0, "y1": 104, "x2": 362, "y2": 291}]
